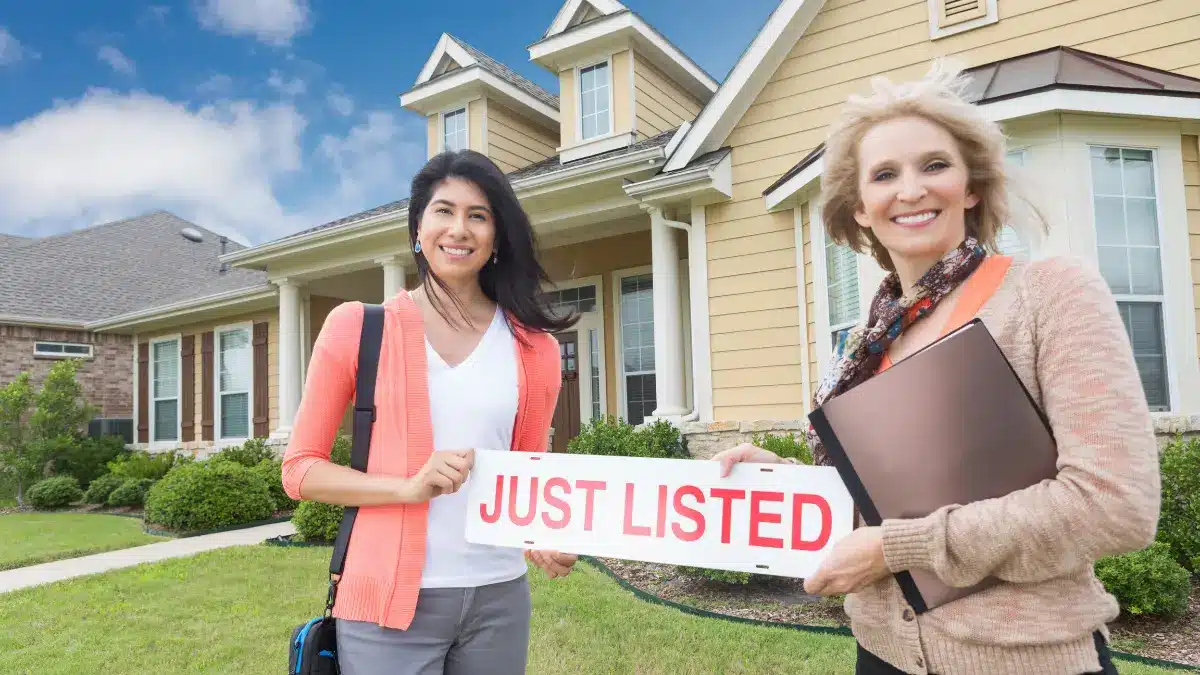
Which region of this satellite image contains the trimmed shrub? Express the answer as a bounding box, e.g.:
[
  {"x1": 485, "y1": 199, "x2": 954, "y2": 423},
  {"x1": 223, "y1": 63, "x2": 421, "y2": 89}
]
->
[
  {"x1": 107, "y1": 478, "x2": 156, "y2": 507},
  {"x1": 567, "y1": 417, "x2": 687, "y2": 459},
  {"x1": 50, "y1": 434, "x2": 130, "y2": 489},
  {"x1": 109, "y1": 449, "x2": 190, "y2": 481},
  {"x1": 144, "y1": 460, "x2": 274, "y2": 532},
  {"x1": 677, "y1": 565, "x2": 754, "y2": 585},
  {"x1": 210, "y1": 438, "x2": 276, "y2": 468},
  {"x1": 1156, "y1": 435, "x2": 1200, "y2": 572},
  {"x1": 1096, "y1": 542, "x2": 1191, "y2": 619},
  {"x1": 27, "y1": 476, "x2": 83, "y2": 509},
  {"x1": 252, "y1": 458, "x2": 298, "y2": 512},
  {"x1": 83, "y1": 473, "x2": 126, "y2": 505},
  {"x1": 293, "y1": 500, "x2": 343, "y2": 542},
  {"x1": 751, "y1": 431, "x2": 813, "y2": 465}
]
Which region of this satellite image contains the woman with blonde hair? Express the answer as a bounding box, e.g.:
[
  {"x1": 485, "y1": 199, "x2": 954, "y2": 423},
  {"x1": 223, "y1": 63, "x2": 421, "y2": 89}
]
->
[{"x1": 714, "y1": 63, "x2": 1160, "y2": 674}]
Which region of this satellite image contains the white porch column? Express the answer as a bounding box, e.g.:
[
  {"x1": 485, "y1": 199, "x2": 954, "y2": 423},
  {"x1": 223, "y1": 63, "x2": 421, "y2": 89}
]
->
[
  {"x1": 274, "y1": 278, "x2": 302, "y2": 438},
  {"x1": 378, "y1": 255, "x2": 406, "y2": 299},
  {"x1": 648, "y1": 207, "x2": 688, "y2": 419}
]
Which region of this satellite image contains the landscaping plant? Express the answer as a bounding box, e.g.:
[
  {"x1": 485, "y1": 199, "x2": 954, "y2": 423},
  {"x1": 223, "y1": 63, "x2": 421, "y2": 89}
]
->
[
  {"x1": 251, "y1": 458, "x2": 298, "y2": 512},
  {"x1": 83, "y1": 473, "x2": 126, "y2": 505},
  {"x1": 289, "y1": 433, "x2": 353, "y2": 540},
  {"x1": 210, "y1": 438, "x2": 276, "y2": 468},
  {"x1": 144, "y1": 459, "x2": 274, "y2": 532},
  {"x1": 1155, "y1": 434, "x2": 1200, "y2": 572},
  {"x1": 49, "y1": 434, "x2": 129, "y2": 490},
  {"x1": 108, "y1": 449, "x2": 190, "y2": 481},
  {"x1": 107, "y1": 477, "x2": 156, "y2": 507},
  {"x1": 1095, "y1": 542, "x2": 1191, "y2": 619},
  {"x1": 27, "y1": 476, "x2": 84, "y2": 510}
]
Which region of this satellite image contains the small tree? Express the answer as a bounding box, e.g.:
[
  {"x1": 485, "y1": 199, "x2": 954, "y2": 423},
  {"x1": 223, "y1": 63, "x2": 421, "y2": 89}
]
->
[
  {"x1": 0, "y1": 373, "x2": 36, "y2": 507},
  {"x1": 30, "y1": 360, "x2": 96, "y2": 451}
]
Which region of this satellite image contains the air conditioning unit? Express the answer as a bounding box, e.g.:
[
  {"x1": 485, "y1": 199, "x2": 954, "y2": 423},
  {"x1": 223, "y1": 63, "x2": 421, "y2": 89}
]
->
[{"x1": 88, "y1": 418, "x2": 134, "y2": 444}]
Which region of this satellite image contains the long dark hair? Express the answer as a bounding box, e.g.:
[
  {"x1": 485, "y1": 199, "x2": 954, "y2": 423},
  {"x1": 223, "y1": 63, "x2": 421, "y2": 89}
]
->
[{"x1": 408, "y1": 149, "x2": 577, "y2": 336}]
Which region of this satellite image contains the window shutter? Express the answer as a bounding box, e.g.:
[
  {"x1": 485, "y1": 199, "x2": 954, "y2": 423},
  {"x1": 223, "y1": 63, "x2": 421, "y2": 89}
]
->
[
  {"x1": 940, "y1": 0, "x2": 987, "y2": 27},
  {"x1": 137, "y1": 342, "x2": 149, "y2": 443},
  {"x1": 201, "y1": 331, "x2": 215, "y2": 441},
  {"x1": 181, "y1": 335, "x2": 196, "y2": 441},
  {"x1": 253, "y1": 322, "x2": 269, "y2": 438}
]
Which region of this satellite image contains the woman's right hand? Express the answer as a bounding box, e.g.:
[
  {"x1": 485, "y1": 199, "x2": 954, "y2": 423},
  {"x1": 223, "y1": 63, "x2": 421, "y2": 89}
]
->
[
  {"x1": 401, "y1": 449, "x2": 476, "y2": 503},
  {"x1": 711, "y1": 443, "x2": 785, "y2": 478}
]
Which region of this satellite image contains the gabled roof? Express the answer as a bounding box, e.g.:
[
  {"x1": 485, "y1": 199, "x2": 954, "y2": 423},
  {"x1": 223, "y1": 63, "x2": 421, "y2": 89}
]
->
[
  {"x1": 403, "y1": 33, "x2": 559, "y2": 121},
  {"x1": 542, "y1": 0, "x2": 629, "y2": 39},
  {"x1": 0, "y1": 233, "x2": 33, "y2": 250},
  {"x1": 0, "y1": 211, "x2": 266, "y2": 324}
]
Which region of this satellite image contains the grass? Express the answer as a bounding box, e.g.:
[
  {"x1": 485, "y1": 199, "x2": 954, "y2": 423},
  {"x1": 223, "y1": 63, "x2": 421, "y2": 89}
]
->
[
  {"x1": 0, "y1": 544, "x2": 1190, "y2": 675},
  {"x1": 0, "y1": 513, "x2": 164, "y2": 571}
]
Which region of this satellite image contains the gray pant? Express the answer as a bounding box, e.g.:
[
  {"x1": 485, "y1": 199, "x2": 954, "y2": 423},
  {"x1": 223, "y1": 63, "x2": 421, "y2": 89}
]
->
[{"x1": 335, "y1": 574, "x2": 532, "y2": 675}]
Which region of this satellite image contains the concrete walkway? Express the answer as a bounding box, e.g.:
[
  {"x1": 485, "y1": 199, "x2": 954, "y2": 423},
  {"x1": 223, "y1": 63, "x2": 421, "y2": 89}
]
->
[{"x1": 0, "y1": 520, "x2": 296, "y2": 594}]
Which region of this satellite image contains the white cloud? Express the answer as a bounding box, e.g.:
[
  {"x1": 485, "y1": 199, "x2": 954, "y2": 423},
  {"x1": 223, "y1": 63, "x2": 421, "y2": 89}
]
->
[
  {"x1": 196, "y1": 74, "x2": 235, "y2": 96},
  {"x1": 98, "y1": 46, "x2": 136, "y2": 76},
  {"x1": 0, "y1": 88, "x2": 427, "y2": 245},
  {"x1": 0, "y1": 27, "x2": 36, "y2": 66},
  {"x1": 327, "y1": 91, "x2": 354, "y2": 117},
  {"x1": 196, "y1": 0, "x2": 310, "y2": 46},
  {"x1": 267, "y1": 70, "x2": 306, "y2": 97}
]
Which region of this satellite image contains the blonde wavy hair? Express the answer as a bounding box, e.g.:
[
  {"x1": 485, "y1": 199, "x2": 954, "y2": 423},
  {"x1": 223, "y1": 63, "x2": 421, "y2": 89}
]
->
[{"x1": 818, "y1": 61, "x2": 1039, "y2": 272}]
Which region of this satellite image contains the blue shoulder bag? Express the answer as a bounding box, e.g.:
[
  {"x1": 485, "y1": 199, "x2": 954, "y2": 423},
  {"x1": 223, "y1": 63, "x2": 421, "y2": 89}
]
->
[{"x1": 288, "y1": 303, "x2": 385, "y2": 675}]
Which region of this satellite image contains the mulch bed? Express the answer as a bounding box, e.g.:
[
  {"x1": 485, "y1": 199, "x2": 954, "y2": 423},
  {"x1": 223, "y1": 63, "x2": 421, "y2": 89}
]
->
[{"x1": 599, "y1": 558, "x2": 1200, "y2": 668}]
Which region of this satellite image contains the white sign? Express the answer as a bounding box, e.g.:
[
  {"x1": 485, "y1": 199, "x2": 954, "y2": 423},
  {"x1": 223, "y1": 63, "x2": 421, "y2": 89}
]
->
[{"x1": 464, "y1": 451, "x2": 855, "y2": 579}]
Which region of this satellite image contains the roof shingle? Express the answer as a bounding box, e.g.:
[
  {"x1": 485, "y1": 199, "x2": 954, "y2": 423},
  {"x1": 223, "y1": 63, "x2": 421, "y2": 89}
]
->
[{"x1": 446, "y1": 35, "x2": 559, "y2": 110}]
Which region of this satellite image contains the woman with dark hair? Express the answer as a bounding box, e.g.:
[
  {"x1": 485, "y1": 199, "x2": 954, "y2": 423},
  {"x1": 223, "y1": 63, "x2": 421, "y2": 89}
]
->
[{"x1": 281, "y1": 149, "x2": 579, "y2": 675}]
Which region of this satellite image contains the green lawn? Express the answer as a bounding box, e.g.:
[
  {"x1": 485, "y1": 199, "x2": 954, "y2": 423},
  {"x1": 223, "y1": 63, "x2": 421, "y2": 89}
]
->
[
  {"x1": 0, "y1": 544, "x2": 1188, "y2": 675},
  {"x1": 0, "y1": 513, "x2": 164, "y2": 571}
]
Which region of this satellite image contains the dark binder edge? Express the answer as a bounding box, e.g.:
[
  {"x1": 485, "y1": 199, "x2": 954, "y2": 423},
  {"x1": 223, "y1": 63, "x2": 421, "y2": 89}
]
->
[{"x1": 808, "y1": 408, "x2": 929, "y2": 614}]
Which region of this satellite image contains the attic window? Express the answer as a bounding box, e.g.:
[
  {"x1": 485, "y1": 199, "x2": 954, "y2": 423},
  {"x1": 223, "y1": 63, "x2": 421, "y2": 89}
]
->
[
  {"x1": 928, "y1": 0, "x2": 997, "y2": 38},
  {"x1": 34, "y1": 341, "x2": 93, "y2": 359},
  {"x1": 442, "y1": 107, "x2": 468, "y2": 152}
]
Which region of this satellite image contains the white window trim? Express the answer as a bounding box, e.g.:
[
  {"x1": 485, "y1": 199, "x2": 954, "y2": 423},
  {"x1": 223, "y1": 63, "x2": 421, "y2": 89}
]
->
[
  {"x1": 148, "y1": 334, "x2": 182, "y2": 448},
  {"x1": 927, "y1": 0, "x2": 998, "y2": 40},
  {"x1": 1085, "y1": 143, "x2": 1178, "y2": 413},
  {"x1": 214, "y1": 322, "x2": 254, "y2": 444},
  {"x1": 33, "y1": 341, "x2": 94, "y2": 359},
  {"x1": 543, "y1": 275, "x2": 608, "y2": 422},
  {"x1": 612, "y1": 265, "x2": 654, "y2": 426},
  {"x1": 576, "y1": 56, "x2": 615, "y2": 144},
  {"x1": 440, "y1": 106, "x2": 469, "y2": 153},
  {"x1": 811, "y1": 202, "x2": 866, "y2": 374}
]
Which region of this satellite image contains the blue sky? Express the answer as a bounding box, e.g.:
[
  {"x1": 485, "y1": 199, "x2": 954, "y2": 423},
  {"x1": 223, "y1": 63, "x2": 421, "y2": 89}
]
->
[{"x1": 0, "y1": 0, "x2": 778, "y2": 245}]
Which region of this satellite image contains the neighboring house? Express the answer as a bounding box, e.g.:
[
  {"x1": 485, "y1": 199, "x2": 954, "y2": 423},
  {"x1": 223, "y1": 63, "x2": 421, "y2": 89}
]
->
[
  {"x1": 64, "y1": 0, "x2": 1200, "y2": 458},
  {"x1": 0, "y1": 212, "x2": 268, "y2": 442}
]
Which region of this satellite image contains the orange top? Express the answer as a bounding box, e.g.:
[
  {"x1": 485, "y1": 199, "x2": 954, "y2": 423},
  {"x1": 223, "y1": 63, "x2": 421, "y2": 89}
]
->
[
  {"x1": 281, "y1": 291, "x2": 561, "y2": 630},
  {"x1": 878, "y1": 254, "x2": 1012, "y2": 374}
]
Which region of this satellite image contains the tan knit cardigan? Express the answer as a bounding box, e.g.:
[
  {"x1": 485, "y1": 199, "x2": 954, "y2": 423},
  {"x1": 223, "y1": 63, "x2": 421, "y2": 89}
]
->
[{"x1": 845, "y1": 254, "x2": 1161, "y2": 675}]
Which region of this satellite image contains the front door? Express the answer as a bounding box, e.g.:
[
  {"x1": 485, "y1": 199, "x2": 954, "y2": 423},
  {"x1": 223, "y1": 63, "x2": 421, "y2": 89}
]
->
[{"x1": 551, "y1": 331, "x2": 581, "y2": 452}]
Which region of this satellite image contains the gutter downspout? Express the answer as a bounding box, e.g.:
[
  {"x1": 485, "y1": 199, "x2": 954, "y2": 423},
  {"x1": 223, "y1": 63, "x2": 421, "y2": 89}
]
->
[{"x1": 657, "y1": 207, "x2": 713, "y2": 424}]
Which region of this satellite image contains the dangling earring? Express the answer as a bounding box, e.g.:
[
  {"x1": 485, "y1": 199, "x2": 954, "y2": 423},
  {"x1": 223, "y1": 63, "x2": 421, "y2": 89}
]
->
[
  {"x1": 414, "y1": 241, "x2": 422, "y2": 254},
  {"x1": 492, "y1": 250, "x2": 498, "y2": 264}
]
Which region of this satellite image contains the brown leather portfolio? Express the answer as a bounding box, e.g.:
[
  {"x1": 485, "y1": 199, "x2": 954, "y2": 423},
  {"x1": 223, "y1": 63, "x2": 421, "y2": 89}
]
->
[{"x1": 807, "y1": 318, "x2": 1059, "y2": 613}]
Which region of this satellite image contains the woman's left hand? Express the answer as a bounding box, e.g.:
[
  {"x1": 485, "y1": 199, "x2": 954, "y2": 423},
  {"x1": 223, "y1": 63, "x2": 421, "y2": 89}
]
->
[
  {"x1": 803, "y1": 526, "x2": 890, "y2": 596},
  {"x1": 525, "y1": 549, "x2": 578, "y2": 579}
]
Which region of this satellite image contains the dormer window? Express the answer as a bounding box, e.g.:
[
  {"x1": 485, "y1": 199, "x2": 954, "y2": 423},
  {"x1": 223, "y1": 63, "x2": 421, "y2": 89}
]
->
[
  {"x1": 442, "y1": 107, "x2": 468, "y2": 151},
  {"x1": 579, "y1": 60, "x2": 611, "y2": 141}
]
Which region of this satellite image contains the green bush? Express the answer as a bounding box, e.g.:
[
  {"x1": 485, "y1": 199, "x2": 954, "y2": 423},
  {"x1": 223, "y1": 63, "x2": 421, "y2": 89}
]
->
[
  {"x1": 330, "y1": 434, "x2": 352, "y2": 466},
  {"x1": 83, "y1": 473, "x2": 126, "y2": 504},
  {"x1": 293, "y1": 500, "x2": 343, "y2": 542},
  {"x1": 677, "y1": 565, "x2": 754, "y2": 585},
  {"x1": 107, "y1": 478, "x2": 156, "y2": 507},
  {"x1": 210, "y1": 438, "x2": 276, "y2": 468},
  {"x1": 567, "y1": 417, "x2": 687, "y2": 459},
  {"x1": 50, "y1": 434, "x2": 129, "y2": 489},
  {"x1": 108, "y1": 449, "x2": 190, "y2": 481},
  {"x1": 144, "y1": 460, "x2": 274, "y2": 532},
  {"x1": 252, "y1": 458, "x2": 298, "y2": 512},
  {"x1": 1096, "y1": 542, "x2": 1191, "y2": 619},
  {"x1": 751, "y1": 431, "x2": 813, "y2": 465},
  {"x1": 27, "y1": 476, "x2": 83, "y2": 509},
  {"x1": 1156, "y1": 435, "x2": 1200, "y2": 572}
]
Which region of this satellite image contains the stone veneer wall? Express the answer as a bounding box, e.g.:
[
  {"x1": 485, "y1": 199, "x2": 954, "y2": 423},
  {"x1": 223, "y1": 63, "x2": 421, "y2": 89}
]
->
[{"x1": 683, "y1": 414, "x2": 1200, "y2": 459}]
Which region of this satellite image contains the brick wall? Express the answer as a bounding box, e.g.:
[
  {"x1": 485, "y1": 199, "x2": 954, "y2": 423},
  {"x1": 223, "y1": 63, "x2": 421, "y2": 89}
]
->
[{"x1": 0, "y1": 324, "x2": 133, "y2": 418}]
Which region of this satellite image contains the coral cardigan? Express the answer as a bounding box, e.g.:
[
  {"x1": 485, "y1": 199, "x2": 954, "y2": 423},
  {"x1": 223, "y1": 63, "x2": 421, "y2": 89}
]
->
[{"x1": 281, "y1": 290, "x2": 562, "y2": 630}]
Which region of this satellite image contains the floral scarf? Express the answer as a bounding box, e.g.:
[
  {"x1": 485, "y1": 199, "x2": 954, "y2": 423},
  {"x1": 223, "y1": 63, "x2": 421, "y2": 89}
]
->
[{"x1": 806, "y1": 237, "x2": 988, "y2": 466}]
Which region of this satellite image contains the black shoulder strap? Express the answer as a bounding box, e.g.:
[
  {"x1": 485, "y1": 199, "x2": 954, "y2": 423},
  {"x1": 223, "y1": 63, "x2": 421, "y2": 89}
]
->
[{"x1": 328, "y1": 303, "x2": 385, "y2": 577}]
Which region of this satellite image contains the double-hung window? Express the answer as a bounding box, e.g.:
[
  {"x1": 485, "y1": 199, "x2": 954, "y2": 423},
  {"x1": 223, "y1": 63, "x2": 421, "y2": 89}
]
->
[
  {"x1": 1089, "y1": 146, "x2": 1169, "y2": 411},
  {"x1": 996, "y1": 149, "x2": 1031, "y2": 259},
  {"x1": 217, "y1": 326, "x2": 253, "y2": 439},
  {"x1": 826, "y1": 238, "x2": 860, "y2": 356},
  {"x1": 443, "y1": 107, "x2": 468, "y2": 152},
  {"x1": 151, "y1": 338, "x2": 180, "y2": 442},
  {"x1": 619, "y1": 274, "x2": 655, "y2": 425},
  {"x1": 579, "y1": 61, "x2": 611, "y2": 141}
]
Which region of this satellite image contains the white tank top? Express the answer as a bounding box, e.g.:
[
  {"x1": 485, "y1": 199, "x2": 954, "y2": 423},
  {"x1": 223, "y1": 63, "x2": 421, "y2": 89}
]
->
[{"x1": 420, "y1": 307, "x2": 528, "y2": 588}]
